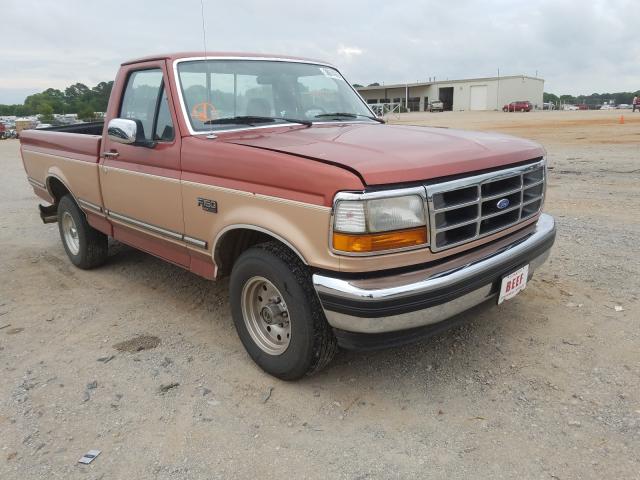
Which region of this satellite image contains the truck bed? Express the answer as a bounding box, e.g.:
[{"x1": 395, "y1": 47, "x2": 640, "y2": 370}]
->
[
  {"x1": 20, "y1": 124, "x2": 102, "y2": 163},
  {"x1": 20, "y1": 123, "x2": 104, "y2": 208},
  {"x1": 39, "y1": 121, "x2": 104, "y2": 136}
]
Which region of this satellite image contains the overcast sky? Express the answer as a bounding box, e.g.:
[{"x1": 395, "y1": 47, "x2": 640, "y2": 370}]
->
[{"x1": 1, "y1": 0, "x2": 638, "y2": 104}]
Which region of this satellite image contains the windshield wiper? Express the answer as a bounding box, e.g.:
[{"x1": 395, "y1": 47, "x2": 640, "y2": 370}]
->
[
  {"x1": 315, "y1": 112, "x2": 385, "y2": 123},
  {"x1": 204, "y1": 116, "x2": 311, "y2": 127}
]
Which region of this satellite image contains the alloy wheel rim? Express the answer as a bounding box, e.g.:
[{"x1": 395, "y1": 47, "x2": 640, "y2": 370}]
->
[
  {"x1": 61, "y1": 211, "x2": 80, "y2": 255},
  {"x1": 241, "y1": 276, "x2": 291, "y2": 355}
]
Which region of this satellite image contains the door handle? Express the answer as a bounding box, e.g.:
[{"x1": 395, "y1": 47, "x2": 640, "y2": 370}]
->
[{"x1": 102, "y1": 151, "x2": 119, "y2": 159}]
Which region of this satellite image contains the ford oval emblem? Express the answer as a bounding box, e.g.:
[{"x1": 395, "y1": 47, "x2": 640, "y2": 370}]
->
[{"x1": 496, "y1": 198, "x2": 510, "y2": 210}]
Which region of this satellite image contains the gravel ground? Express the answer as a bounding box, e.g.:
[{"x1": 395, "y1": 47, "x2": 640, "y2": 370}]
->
[{"x1": 1, "y1": 110, "x2": 638, "y2": 479}]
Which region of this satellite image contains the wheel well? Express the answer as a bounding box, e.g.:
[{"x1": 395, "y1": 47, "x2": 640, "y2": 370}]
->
[
  {"x1": 214, "y1": 228, "x2": 305, "y2": 278},
  {"x1": 47, "y1": 177, "x2": 70, "y2": 204}
]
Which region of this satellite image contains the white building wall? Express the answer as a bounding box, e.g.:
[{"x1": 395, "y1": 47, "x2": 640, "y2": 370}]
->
[
  {"x1": 357, "y1": 76, "x2": 544, "y2": 111},
  {"x1": 496, "y1": 77, "x2": 544, "y2": 109}
]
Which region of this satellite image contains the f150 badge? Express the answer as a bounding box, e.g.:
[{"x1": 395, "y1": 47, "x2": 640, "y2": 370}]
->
[{"x1": 197, "y1": 197, "x2": 218, "y2": 213}]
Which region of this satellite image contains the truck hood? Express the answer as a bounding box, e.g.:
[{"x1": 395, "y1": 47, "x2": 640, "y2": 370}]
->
[{"x1": 222, "y1": 123, "x2": 544, "y2": 186}]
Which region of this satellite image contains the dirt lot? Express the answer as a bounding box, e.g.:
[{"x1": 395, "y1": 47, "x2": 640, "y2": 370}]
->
[{"x1": 1, "y1": 110, "x2": 638, "y2": 479}]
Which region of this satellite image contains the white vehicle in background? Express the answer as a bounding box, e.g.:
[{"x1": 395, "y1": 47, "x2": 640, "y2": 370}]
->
[
  {"x1": 428, "y1": 100, "x2": 444, "y2": 112},
  {"x1": 563, "y1": 105, "x2": 579, "y2": 111},
  {"x1": 600, "y1": 104, "x2": 616, "y2": 110},
  {"x1": 542, "y1": 102, "x2": 555, "y2": 110},
  {"x1": 616, "y1": 104, "x2": 631, "y2": 109}
]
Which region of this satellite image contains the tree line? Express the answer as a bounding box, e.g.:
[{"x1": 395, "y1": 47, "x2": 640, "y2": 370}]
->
[
  {"x1": 0, "y1": 81, "x2": 114, "y2": 122},
  {"x1": 2, "y1": 81, "x2": 638, "y2": 122},
  {"x1": 543, "y1": 91, "x2": 639, "y2": 106}
]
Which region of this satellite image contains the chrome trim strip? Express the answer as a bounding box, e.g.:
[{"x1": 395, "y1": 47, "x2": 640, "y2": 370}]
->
[
  {"x1": 435, "y1": 198, "x2": 481, "y2": 213},
  {"x1": 107, "y1": 211, "x2": 184, "y2": 240},
  {"x1": 329, "y1": 186, "x2": 430, "y2": 257},
  {"x1": 77, "y1": 198, "x2": 103, "y2": 213},
  {"x1": 524, "y1": 179, "x2": 544, "y2": 188},
  {"x1": 483, "y1": 186, "x2": 523, "y2": 201},
  {"x1": 481, "y1": 204, "x2": 521, "y2": 220},
  {"x1": 27, "y1": 177, "x2": 46, "y2": 189},
  {"x1": 107, "y1": 210, "x2": 209, "y2": 249},
  {"x1": 312, "y1": 214, "x2": 555, "y2": 334},
  {"x1": 183, "y1": 235, "x2": 208, "y2": 249},
  {"x1": 523, "y1": 196, "x2": 544, "y2": 207},
  {"x1": 438, "y1": 217, "x2": 479, "y2": 232},
  {"x1": 172, "y1": 56, "x2": 376, "y2": 136},
  {"x1": 426, "y1": 160, "x2": 544, "y2": 196}
]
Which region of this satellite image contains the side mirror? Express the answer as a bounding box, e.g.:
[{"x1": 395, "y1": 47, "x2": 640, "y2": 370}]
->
[
  {"x1": 107, "y1": 118, "x2": 156, "y2": 147},
  {"x1": 107, "y1": 118, "x2": 138, "y2": 145}
]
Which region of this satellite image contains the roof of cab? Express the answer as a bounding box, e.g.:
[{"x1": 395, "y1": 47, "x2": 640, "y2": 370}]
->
[{"x1": 121, "y1": 51, "x2": 332, "y2": 66}]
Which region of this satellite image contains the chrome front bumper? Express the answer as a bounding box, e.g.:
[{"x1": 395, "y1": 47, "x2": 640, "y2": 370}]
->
[{"x1": 313, "y1": 214, "x2": 556, "y2": 339}]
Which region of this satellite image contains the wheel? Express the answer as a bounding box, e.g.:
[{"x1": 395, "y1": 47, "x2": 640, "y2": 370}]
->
[
  {"x1": 57, "y1": 195, "x2": 108, "y2": 269},
  {"x1": 229, "y1": 242, "x2": 337, "y2": 380}
]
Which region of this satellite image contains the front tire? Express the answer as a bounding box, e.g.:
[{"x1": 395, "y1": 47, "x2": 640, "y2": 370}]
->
[
  {"x1": 57, "y1": 195, "x2": 108, "y2": 269},
  {"x1": 229, "y1": 242, "x2": 337, "y2": 380}
]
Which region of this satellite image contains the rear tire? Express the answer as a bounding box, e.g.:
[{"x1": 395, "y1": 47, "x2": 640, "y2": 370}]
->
[
  {"x1": 229, "y1": 241, "x2": 337, "y2": 380},
  {"x1": 57, "y1": 195, "x2": 108, "y2": 269}
]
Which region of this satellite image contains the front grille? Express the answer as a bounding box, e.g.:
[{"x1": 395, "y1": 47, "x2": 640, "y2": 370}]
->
[{"x1": 426, "y1": 160, "x2": 545, "y2": 251}]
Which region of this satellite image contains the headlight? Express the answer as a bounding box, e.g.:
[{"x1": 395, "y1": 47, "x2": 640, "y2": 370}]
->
[{"x1": 332, "y1": 194, "x2": 427, "y2": 254}]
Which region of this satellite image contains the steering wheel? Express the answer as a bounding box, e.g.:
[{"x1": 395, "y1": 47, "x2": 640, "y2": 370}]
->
[
  {"x1": 304, "y1": 105, "x2": 327, "y2": 119},
  {"x1": 191, "y1": 102, "x2": 218, "y2": 122}
]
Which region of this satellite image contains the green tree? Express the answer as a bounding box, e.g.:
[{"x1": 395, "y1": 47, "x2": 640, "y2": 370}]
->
[
  {"x1": 89, "y1": 81, "x2": 113, "y2": 113},
  {"x1": 39, "y1": 103, "x2": 54, "y2": 123},
  {"x1": 77, "y1": 105, "x2": 95, "y2": 121}
]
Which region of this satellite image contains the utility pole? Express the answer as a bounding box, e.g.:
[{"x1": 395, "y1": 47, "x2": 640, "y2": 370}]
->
[
  {"x1": 497, "y1": 68, "x2": 500, "y2": 110},
  {"x1": 405, "y1": 84, "x2": 409, "y2": 112}
]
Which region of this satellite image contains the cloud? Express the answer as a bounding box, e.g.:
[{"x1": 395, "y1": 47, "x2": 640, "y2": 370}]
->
[
  {"x1": 337, "y1": 45, "x2": 364, "y2": 60},
  {"x1": 0, "y1": 0, "x2": 638, "y2": 103}
]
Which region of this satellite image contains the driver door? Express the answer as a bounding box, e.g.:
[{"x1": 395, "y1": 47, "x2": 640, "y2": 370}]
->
[{"x1": 100, "y1": 61, "x2": 188, "y2": 266}]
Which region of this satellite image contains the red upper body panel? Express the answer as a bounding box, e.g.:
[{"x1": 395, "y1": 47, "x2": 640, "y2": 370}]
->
[
  {"x1": 21, "y1": 52, "x2": 545, "y2": 203},
  {"x1": 219, "y1": 123, "x2": 545, "y2": 186}
]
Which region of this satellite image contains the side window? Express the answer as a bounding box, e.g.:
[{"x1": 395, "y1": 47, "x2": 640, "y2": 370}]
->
[
  {"x1": 154, "y1": 87, "x2": 174, "y2": 141},
  {"x1": 120, "y1": 69, "x2": 174, "y2": 143}
]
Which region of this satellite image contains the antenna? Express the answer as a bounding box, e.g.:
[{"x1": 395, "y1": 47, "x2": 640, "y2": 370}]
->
[
  {"x1": 200, "y1": 0, "x2": 208, "y2": 58},
  {"x1": 199, "y1": 0, "x2": 215, "y2": 137}
]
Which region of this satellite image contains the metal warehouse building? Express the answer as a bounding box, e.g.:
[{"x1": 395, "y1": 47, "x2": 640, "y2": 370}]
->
[{"x1": 356, "y1": 75, "x2": 544, "y2": 112}]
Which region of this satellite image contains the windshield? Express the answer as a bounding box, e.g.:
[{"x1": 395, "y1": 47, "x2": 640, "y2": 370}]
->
[{"x1": 176, "y1": 59, "x2": 374, "y2": 132}]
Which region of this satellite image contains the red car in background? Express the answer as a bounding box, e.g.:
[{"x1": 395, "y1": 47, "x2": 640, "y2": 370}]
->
[{"x1": 503, "y1": 101, "x2": 532, "y2": 112}]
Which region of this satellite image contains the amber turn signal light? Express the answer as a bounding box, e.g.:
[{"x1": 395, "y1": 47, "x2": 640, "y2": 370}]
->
[{"x1": 333, "y1": 227, "x2": 427, "y2": 253}]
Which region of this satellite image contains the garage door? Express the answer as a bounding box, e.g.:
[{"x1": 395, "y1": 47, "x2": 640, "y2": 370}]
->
[{"x1": 470, "y1": 85, "x2": 488, "y2": 110}]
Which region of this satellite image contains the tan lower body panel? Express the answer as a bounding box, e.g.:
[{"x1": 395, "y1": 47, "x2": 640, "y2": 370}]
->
[
  {"x1": 22, "y1": 150, "x2": 541, "y2": 277},
  {"x1": 181, "y1": 180, "x2": 336, "y2": 270},
  {"x1": 22, "y1": 149, "x2": 103, "y2": 206},
  {"x1": 181, "y1": 180, "x2": 541, "y2": 274},
  {"x1": 100, "y1": 165, "x2": 185, "y2": 235}
]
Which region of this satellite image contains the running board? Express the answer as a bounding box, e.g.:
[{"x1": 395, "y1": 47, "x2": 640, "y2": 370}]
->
[{"x1": 39, "y1": 204, "x2": 58, "y2": 224}]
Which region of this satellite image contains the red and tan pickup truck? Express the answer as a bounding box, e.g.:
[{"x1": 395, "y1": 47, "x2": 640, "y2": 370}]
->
[{"x1": 20, "y1": 52, "x2": 555, "y2": 379}]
